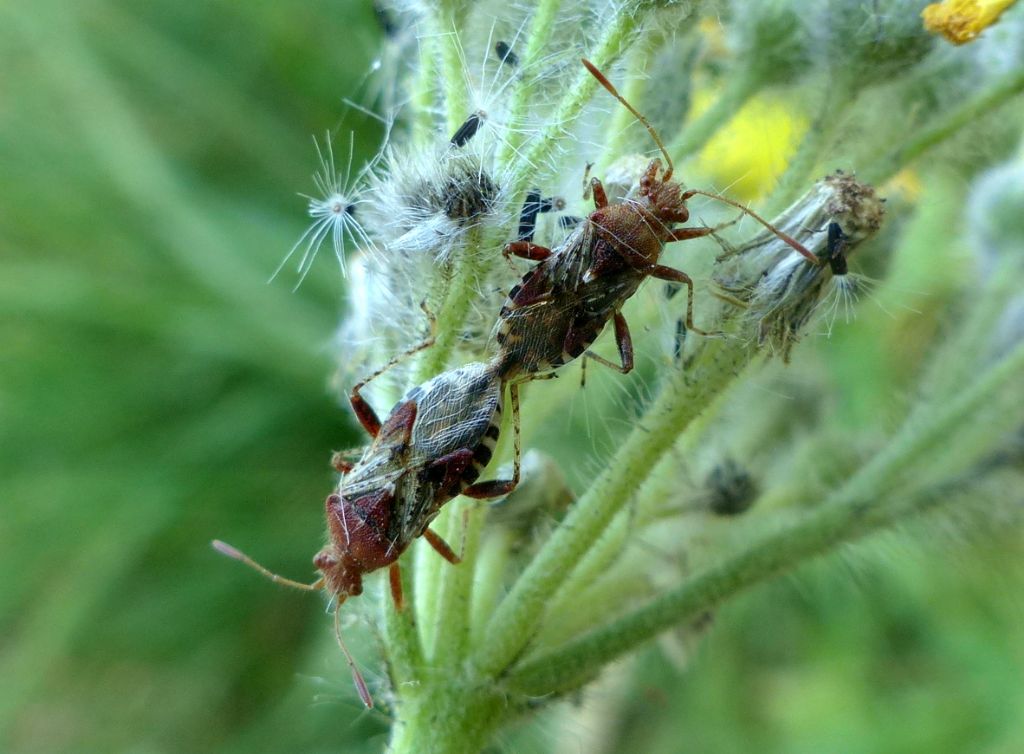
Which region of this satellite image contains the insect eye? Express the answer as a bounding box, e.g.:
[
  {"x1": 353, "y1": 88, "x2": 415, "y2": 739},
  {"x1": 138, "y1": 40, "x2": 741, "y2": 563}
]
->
[{"x1": 314, "y1": 550, "x2": 338, "y2": 570}]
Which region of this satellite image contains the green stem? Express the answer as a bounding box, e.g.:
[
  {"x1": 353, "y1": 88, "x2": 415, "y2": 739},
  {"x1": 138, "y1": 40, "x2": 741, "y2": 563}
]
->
[
  {"x1": 494, "y1": 0, "x2": 566, "y2": 170},
  {"x1": 468, "y1": 528, "x2": 512, "y2": 644},
  {"x1": 861, "y1": 68, "x2": 1024, "y2": 186},
  {"x1": 430, "y1": 502, "x2": 486, "y2": 664},
  {"x1": 411, "y1": 34, "x2": 439, "y2": 148},
  {"x1": 383, "y1": 559, "x2": 423, "y2": 691},
  {"x1": 668, "y1": 66, "x2": 760, "y2": 160},
  {"x1": 434, "y1": 0, "x2": 472, "y2": 137},
  {"x1": 767, "y1": 80, "x2": 853, "y2": 213},
  {"x1": 503, "y1": 6, "x2": 645, "y2": 204},
  {"x1": 474, "y1": 335, "x2": 753, "y2": 676},
  {"x1": 412, "y1": 227, "x2": 485, "y2": 383},
  {"x1": 507, "y1": 340, "x2": 1024, "y2": 695},
  {"x1": 597, "y1": 39, "x2": 661, "y2": 166},
  {"x1": 388, "y1": 685, "x2": 503, "y2": 754}
]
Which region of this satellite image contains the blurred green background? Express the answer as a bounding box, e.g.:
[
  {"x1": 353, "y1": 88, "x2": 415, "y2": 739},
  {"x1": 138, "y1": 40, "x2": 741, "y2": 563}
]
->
[{"x1": 1, "y1": 2, "x2": 1022, "y2": 753}]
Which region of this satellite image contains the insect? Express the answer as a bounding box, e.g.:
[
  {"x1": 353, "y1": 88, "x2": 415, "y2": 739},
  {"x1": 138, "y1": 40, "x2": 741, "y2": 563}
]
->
[
  {"x1": 495, "y1": 40, "x2": 519, "y2": 67},
  {"x1": 825, "y1": 221, "x2": 849, "y2": 276},
  {"x1": 215, "y1": 355, "x2": 520, "y2": 708},
  {"x1": 493, "y1": 59, "x2": 819, "y2": 383},
  {"x1": 705, "y1": 459, "x2": 757, "y2": 516},
  {"x1": 516, "y1": 190, "x2": 566, "y2": 242},
  {"x1": 451, "y1": 110, "x2": 486, "y2": 147}
]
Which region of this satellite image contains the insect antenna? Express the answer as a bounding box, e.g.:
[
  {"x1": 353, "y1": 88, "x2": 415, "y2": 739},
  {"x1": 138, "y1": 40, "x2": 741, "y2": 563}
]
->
[
  {"x1": 683, "y1": 189, "x2": 819, "y2": 264},
  {"x1": 582, "y1": 58, "x2": 675, "y2": 180},
  {"x1": 582, "y1": 59, "x2": 820, "y2": 265},
  {"x1": 211, "y1": 540, "x2": 323, "y2": 591},
  {"x1": 334, "y1": 602, "x2": 373, "y2": 708}
]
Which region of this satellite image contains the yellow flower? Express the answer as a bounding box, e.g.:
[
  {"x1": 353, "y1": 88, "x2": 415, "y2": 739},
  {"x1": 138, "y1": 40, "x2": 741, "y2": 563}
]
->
[
  {"x1": 693, "y1": 92, "x2": 807, "y2": 202},
  {"x1": 921, "y1": 0, "x2": 1018, "y2": 45}
]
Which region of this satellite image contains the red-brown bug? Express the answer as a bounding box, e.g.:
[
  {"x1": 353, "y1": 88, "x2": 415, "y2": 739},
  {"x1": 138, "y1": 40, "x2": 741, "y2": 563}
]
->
[
  {"x1": 493, "y1": 59, "x2": 819, "y2": 383},
  {"x1": 215, "y1": 357, "x2": 520, "y2": 708}
]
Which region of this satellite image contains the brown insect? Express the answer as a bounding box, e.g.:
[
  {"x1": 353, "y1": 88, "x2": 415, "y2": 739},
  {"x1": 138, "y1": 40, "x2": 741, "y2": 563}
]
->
[
  {"x1": 493, "y1": 59, "x2": 818, "y2": 383},
  {"x1": 215, "y1": 353, "x2": 520, "y2": 708}
]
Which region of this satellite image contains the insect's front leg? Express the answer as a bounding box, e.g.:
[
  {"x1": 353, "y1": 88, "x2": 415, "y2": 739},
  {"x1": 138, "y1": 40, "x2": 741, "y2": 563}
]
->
[
  {"x1": 667, "y1": 226, "x2": 716, "y2": 243},
  {"x1": 462, "y1": 384, "x2": 521, "y2": 499},
  {"x1": 330, "y1": 449, "x2": 360, "y2": 473},
  {"x1": 426, "y1": 448, "x2": 476, "y2": 492},
  {"x1": 590, "y1": 177, "x2": 608, "y2": 209},
  {"x1": 349, "y1": 305, "x2": 437, "y2": 437},
  {"x1": 504, "y1": 240, "x2": 552, "y2": 262},
  {"x1": 388, "y1": 563, "x2": 405, "y2": 610},
  {"x1": 649, "y1": 264, "x2": 721, "y2": 337}
]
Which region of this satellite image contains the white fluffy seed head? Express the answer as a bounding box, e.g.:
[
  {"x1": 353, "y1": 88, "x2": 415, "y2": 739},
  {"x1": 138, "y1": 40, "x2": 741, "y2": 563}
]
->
[
  {"x1": 713, "y1": 172, "x2": 886, "y2": 359},
  {"x1": 276, "y1": 133, "x2": 380, "y2": 287}
]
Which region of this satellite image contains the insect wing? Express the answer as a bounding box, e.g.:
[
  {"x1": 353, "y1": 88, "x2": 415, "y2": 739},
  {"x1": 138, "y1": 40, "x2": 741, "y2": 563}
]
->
[
  {"x1": 408, "y1": 364, "x2": 500, "y2": 458},
  {"x1": 398, "y1": 363, "x2": 502, "y2": 538}
]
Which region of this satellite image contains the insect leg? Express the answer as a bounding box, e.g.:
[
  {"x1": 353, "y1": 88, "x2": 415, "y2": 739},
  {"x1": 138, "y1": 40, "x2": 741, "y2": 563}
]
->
[
  {"x1": 331, "y1": 454, "x2": 355, "y2": 473},
  {"x1": 649, "y1": 264, "x2": 721, "y2": 337},
  {"x1": 349, "y1": 306, "x2": 437, "y2": 437},
  {"x1": 580, "y1": 310, "x2": 634, "y2": 381},
  {"x1": 504, "y1": 240, "x2": 552, "y2": 262},
  {"x1": 461, "y1": 384, "x2": 520, "y2": 498},
  {"x1": 427, "y1": 448, "x2": 476, "y2": 491},
  {"x1": 388, "y1": 562, "x2": 405, "y2": 610},
  {"x1": 423, "y1": 527, "x2": 461, "y2": 564},
  {"x1": 666, "y1": 226, "x2": 716, "y2": 243}
]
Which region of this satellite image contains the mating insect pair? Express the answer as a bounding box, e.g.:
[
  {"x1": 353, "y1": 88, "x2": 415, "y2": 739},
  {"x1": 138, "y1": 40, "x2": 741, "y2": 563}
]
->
[{"x1": 216, "y1": 57, "x2": 823, "y2": 709}]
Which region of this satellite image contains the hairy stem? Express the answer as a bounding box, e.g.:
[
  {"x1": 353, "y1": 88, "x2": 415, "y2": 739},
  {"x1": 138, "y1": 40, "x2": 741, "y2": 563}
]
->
[
  {"x1": 503, "y1": 5, "x2": 646, "y2": 204},
  {"x1": 507, "y1": 340, "x2": 1024, "y2": 695},
  {"x1": 494, "y1": 0, "x2": 566, "y2": 169},
  {"x1": 474, "y1": 334, "x2": 752, "y2": 676},
  {"x1": 430, "y1": 502, "x2": 486, "y2": 665},
  {"x1": 388, "y1": 684, "x2": 503, "y2": 754},
  {"x1": 862, "y1": 68, "x2": 1024, "y2": 185},
  {"x1": 434, "y1": 0, "x2": 472, "y2": 137},
  {"x1": 767, "y1": 80, "x2": 852, "y2": 213}
]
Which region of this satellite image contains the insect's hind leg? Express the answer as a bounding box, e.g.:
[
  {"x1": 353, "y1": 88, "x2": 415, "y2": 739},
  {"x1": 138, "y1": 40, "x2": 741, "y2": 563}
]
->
[
  {"x1": 580, "y1": 310, "x2": 634, "y2": 386},
  {"x1": 649, "y1": 265, "x2": 722, "y2": 337},
  {"x1": 349, "y1": 303, "x2": 437, "y2": 437},
  {"x1": 461, "y1": 383, "x2": 521, "y2": 498},
  {"x1": 423, "y1": 527, "x2": 461, "y2": 564}
]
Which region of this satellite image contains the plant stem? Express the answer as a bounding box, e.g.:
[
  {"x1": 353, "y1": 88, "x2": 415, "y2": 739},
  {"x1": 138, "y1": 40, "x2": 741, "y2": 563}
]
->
[
  {"x1": 507, "y1": 340, "x2": 1024, "y2": 695},
  {"x1": 767, "y1": 80, "x2": 852, "y2": 213},
  {"x1": 861, "y1": 68, "x2": 1024, "y2": 186},
  {"x1": 434, "y1": 0, "x2": 472, "y2": 137},
  {"x1": 430, "y1": 502, "x2": 486, "y2": 664},
  {"x1": 494, "y1": 0, "x2": 565, "y2": 170},
  {"x1": 503, "y1": 5, "x2": 645, "y2": 204},
  {"x1": 388, "y1": 685, "x2": 503, "y2": 754},
  {"x1": 412, "y1": 229, "x2": 485, "y2": 383},
  {"x1": 473, "y1": 335, "x2": 753, "y2": 676},
  {"x1": 411, "y1": 34, "x2": 439, "y2": 148},
  {"x1": 468, "y1": 528, "x2": 512, "y2": 643},
  {"x1": 383, "y1": 559, "x2": 423, "y2": 691}
]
